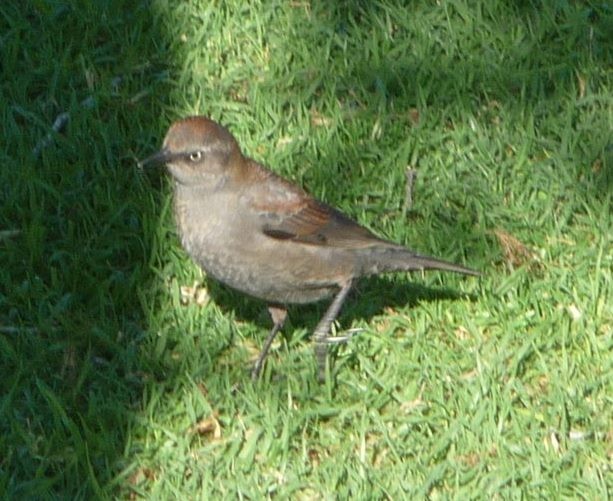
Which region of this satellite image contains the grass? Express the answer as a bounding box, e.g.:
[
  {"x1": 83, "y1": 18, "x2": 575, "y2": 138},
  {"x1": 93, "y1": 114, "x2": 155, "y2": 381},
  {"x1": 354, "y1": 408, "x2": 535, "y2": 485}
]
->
[{"x1": 0, "y1": 0, "x2": 611, "y2": 498}]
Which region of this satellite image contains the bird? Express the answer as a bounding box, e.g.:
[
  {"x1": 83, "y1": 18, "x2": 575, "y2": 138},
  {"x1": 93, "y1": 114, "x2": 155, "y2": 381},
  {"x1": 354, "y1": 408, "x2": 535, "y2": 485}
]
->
[{"x1": 139, "y1": 116, "x2": 479, "y2": 381}]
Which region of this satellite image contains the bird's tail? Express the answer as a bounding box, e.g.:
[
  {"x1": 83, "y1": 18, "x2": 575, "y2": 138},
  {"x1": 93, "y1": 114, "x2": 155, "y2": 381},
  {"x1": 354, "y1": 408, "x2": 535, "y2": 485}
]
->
[{"x1": 359, "y1": 245, "x2": 480, "y2": 277}]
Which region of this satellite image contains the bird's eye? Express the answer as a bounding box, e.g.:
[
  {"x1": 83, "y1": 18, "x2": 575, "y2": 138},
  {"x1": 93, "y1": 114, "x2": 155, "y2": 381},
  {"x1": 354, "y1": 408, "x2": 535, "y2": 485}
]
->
[{"x1": 189, "y1": 151, "x2": 203, "y2": 162}]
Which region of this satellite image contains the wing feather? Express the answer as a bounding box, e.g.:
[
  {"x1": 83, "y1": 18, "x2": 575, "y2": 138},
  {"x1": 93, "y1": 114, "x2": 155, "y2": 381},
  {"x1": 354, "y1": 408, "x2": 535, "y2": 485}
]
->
[{"x1": 244, "y1": 161, "x2": 385, "y2": 248}]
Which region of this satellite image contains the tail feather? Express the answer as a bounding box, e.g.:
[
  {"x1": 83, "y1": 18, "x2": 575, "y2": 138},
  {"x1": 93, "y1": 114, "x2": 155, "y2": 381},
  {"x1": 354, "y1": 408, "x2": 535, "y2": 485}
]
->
[{"x1": 362, "y1": 246, "x2": 480, "y2": 277}]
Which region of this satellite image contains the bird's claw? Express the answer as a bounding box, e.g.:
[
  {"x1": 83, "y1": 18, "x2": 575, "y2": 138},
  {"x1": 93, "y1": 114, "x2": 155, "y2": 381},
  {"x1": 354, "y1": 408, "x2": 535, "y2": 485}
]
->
[{"x1": 324, "y1": 327, "x2": 364, "y2": 344}]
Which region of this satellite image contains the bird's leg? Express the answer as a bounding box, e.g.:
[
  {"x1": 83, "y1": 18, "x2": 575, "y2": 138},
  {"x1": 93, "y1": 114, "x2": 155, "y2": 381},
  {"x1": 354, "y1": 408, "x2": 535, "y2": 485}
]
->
[
  {"x1": 313, "y1": 279, "x2": 353, "y2": 381},
  {"x1": 251, "y1": 305, "x2": 287, "y2": 380},
  {"x1": 404, "y1": 167, "x2": 418, "y2": 214}
]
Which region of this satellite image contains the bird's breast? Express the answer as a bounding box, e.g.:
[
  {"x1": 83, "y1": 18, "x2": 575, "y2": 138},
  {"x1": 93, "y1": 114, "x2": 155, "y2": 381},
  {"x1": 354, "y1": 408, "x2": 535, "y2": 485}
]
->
[{"x1": 172, "y1": 186, "x2": 353, "y2": 304}]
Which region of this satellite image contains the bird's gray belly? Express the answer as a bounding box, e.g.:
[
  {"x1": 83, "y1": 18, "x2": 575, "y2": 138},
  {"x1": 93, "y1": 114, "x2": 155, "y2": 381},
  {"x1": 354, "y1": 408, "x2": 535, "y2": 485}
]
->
[{"x1": 179, "y1": 223, "x2": 339, "y2": 305}]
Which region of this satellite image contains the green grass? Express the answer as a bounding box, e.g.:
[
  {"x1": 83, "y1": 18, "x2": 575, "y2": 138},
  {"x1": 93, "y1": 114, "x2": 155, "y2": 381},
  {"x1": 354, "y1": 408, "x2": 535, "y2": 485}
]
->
[{"x1": 1, "y1": 0, "x2": 611, "y2": 498}]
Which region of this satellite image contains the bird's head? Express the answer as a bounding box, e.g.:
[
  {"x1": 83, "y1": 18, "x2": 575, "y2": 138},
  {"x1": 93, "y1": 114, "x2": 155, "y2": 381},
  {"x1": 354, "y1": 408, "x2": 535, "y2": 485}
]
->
[{"x1": 139, "y1": 116, "x2": 242, "y2": 187}]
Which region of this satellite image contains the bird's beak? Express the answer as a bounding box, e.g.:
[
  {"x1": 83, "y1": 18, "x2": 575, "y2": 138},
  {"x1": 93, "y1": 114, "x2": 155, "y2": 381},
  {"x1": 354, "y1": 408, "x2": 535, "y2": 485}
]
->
[{"x1": 137, "y1": 148, "x2": 172, "y2": 169}]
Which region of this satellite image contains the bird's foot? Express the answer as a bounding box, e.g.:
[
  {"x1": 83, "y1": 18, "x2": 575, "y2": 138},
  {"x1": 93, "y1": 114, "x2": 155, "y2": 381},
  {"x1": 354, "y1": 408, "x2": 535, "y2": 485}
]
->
[{"x1": 324, "y1": 327, "x2": 364, "y2": 344}]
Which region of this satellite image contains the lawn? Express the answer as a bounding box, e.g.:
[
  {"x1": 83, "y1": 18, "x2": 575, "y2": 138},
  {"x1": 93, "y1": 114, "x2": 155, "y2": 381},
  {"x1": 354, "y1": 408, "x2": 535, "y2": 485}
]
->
[{"x1": 0, "y1": 0, "x2": 611, "y2": 498}]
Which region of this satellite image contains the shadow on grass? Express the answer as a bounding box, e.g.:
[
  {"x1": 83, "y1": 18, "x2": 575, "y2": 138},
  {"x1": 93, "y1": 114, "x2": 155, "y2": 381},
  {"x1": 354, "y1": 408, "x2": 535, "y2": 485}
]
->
[
  {"x1": 314, "y1": 1, "x2": 610, "y2": 103},
  {"x1": 296, "y1": 0, "x2": 611, "y2": 196},
  {"x1": 206, "y1": 272, "x2": 477, "y2": 341},
  {"x1": 0, "y1": 1, "x2": 177, "y2": 498}
]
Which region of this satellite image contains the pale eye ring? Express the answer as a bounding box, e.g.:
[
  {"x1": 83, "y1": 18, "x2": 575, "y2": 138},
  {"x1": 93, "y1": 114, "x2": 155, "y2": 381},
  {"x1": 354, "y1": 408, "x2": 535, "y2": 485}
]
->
[{"x1": 189, "y1": 151, "x2": 203, "y2": 162}]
